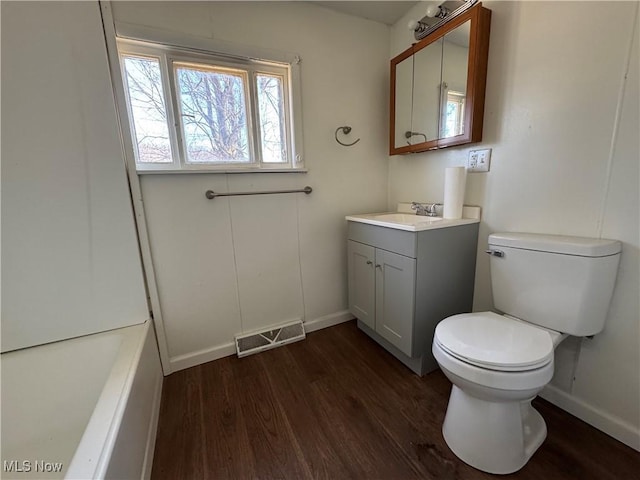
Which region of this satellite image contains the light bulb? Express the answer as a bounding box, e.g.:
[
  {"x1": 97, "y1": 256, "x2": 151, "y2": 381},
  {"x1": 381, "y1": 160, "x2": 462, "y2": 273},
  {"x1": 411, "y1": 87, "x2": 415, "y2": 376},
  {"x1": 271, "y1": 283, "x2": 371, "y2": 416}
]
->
[
  {"x1": 408, "y1": 19, "x2": 419, "y2": 30},
  {"x1": 425, "y1": 4, "x2": 441, "y2": 18}
]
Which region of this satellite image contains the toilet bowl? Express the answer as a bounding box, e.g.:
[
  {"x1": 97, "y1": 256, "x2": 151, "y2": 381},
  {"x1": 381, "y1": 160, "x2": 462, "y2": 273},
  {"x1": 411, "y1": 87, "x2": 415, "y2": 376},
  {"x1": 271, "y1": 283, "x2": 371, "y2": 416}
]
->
[{"x1": 432, "y1": 311, "x2": 563, "y2": 474}]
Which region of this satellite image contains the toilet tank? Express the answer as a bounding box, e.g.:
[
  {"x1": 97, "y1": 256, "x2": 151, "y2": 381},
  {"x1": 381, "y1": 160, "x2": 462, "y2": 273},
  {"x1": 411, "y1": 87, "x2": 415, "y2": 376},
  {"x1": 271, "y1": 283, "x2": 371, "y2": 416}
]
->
[{"x1": 487, "y1": 233, "x2": 621, "y2": 336}]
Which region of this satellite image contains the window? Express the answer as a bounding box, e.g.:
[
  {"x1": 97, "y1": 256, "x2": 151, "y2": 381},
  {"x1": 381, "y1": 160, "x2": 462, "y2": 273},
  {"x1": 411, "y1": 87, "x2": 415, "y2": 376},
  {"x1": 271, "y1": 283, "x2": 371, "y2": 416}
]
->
[{"x1": 118, "y1": 39, "x2": 301, "y2": 172}]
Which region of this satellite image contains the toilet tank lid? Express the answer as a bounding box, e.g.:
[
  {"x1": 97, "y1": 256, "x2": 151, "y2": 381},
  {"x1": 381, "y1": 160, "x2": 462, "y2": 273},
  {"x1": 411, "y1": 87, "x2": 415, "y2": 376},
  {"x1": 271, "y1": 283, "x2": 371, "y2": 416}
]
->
[{"x1": 488, "y1": 232, "x2": 621, "y2": 257}]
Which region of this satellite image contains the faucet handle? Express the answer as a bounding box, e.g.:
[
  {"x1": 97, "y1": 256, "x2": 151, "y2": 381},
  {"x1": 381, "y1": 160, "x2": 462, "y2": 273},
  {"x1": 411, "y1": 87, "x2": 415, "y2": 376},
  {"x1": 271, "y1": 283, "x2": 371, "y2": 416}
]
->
[
  {"x1": 411, "y1": 202, "x2": 430, "y2": 216},
  {"x1": 425, "y1": 203, "x2": 441, "y2": 216}
]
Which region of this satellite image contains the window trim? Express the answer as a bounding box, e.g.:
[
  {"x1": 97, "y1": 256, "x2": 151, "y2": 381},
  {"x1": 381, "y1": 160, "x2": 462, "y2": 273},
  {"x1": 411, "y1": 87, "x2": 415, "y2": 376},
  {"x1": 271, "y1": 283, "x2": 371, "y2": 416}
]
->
[{"x1": 116, "y1": 32, "x2": 304, "y2": 173}]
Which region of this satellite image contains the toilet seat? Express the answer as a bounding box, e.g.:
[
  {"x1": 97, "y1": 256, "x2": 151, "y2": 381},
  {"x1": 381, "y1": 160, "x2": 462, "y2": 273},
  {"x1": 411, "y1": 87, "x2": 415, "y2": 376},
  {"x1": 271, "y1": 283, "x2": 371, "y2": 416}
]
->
[{"x1": 434, "y1": 312, "x2": 554, "y2": 372}]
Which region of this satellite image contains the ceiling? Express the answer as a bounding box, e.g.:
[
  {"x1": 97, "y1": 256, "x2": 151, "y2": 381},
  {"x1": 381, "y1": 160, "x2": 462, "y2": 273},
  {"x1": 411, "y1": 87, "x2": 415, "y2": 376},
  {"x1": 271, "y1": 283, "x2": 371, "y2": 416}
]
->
[{"x1": 312, "y1": 1, "x2": 421, "y2": 26}]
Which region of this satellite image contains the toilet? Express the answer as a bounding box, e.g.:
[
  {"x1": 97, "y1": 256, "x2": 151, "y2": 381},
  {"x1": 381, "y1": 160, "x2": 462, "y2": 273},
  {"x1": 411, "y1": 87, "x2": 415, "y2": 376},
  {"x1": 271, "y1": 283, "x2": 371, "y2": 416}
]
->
[{"x1": 432, "y1": 232, "x2": 621, "y2": 474}]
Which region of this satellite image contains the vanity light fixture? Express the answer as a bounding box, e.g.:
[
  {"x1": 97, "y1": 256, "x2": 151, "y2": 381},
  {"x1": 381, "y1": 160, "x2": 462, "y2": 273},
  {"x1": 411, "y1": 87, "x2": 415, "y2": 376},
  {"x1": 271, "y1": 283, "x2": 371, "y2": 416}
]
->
[
  {"x1": 407, "y1": 19, "x2": 429, "y2": 35},
  {"x1": 409, "y1": 0, "x2": 478, "y2": 40},
  {"x1": 425, "y1": 3, "x2": 450, "y2": 19}
]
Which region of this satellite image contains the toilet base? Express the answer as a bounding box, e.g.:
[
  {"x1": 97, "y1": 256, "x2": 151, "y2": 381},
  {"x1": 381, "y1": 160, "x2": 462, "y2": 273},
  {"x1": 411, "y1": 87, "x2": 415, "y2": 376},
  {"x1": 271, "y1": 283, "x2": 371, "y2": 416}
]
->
[{"x1": 442, "y1": 385, "x2": 547, "y2": 474}]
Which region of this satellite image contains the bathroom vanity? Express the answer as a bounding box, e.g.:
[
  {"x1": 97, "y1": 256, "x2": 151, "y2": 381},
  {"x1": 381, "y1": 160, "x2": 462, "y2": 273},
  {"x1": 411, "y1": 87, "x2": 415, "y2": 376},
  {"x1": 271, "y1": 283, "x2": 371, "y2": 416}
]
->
[{"x1": 346, "y1": 206, "x2": 480, "y2": 375}]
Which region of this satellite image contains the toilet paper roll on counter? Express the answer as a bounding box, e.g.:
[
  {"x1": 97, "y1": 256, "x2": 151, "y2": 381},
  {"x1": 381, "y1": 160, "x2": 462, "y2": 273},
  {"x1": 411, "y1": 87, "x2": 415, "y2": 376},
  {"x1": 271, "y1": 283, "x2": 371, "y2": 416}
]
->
[{"x1": 443, "y1": 167, "x2": 467, "y2": 219}]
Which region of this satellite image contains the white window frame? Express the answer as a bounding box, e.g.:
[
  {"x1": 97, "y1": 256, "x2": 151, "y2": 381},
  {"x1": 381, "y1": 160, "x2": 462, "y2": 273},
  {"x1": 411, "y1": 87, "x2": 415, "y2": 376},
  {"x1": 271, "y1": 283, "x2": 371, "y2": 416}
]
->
[{"x1": 116, "y1": 36, "x2": 304, "y2": 173}]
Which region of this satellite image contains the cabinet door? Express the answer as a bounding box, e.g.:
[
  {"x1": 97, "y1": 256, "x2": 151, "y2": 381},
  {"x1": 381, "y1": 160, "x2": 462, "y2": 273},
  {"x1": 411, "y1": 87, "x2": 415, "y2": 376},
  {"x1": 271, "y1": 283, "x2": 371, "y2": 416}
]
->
[
  {"x1": 375, "y1": 249, "x2": 416, "y2": 356},
  {"x1": 347, "y1": 241, "x2": 375, "y2": 329}
]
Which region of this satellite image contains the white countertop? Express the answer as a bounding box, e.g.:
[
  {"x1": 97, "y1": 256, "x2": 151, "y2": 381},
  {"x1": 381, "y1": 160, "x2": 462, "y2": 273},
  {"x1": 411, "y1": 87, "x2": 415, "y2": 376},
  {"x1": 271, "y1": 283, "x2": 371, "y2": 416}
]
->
[{"x1": 346, "y1": 204, "x2": 481, "y2": 232}]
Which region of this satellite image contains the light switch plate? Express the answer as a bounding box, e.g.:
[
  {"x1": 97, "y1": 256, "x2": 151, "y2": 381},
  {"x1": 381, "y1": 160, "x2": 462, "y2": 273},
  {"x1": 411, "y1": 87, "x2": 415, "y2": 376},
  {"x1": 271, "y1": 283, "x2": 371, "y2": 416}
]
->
[{"x1": 467, "y1": 148, "x2": 492, "y2": 172}]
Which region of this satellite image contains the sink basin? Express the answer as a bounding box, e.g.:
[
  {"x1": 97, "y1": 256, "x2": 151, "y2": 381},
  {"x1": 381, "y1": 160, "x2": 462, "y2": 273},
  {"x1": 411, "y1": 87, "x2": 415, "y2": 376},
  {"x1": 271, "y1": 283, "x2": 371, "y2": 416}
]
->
[{"x1": 372, "y1": 213, "x2": 443, "y2": 224}]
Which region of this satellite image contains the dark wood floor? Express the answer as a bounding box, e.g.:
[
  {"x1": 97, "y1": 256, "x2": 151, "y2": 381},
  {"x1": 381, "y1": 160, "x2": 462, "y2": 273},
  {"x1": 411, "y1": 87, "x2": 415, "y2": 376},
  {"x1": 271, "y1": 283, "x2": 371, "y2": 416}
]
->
[{"x1": 151, "y1": 321, "x2": 640, "y2": 479}]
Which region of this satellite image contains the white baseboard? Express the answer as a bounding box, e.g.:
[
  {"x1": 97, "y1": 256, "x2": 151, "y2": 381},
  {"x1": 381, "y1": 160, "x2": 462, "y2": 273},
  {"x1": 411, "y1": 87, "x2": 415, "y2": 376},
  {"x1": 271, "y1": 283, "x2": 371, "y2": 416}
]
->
[
  {"x1": 303, "y1": 310, "x2": 354, "y2": 333},
  {"x1": 169, "y1": 341, "x2": 237, "y2": 372},
  {"x1": 540, "y1": 384, "x2": 640, "y2": 451},
  {"x1": 168, "y1": 310, "x2": 354, "y2": 373}
]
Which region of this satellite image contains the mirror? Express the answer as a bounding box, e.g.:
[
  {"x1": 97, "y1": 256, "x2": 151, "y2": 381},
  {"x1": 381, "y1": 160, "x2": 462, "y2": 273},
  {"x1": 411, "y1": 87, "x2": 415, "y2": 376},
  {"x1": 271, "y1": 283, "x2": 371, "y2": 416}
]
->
[
  {"x1": 411, "y1": 37, "x2": 443, "y2": 145},
  {"x1": 393, "y1": 53, "x2": 413, "y2": 150},
  {"x1": 389, "y1": 3, "x2": 491, "y2": 155},
  {"x1": 440, "y1": 20, "x2": 470, "y2": 138}
]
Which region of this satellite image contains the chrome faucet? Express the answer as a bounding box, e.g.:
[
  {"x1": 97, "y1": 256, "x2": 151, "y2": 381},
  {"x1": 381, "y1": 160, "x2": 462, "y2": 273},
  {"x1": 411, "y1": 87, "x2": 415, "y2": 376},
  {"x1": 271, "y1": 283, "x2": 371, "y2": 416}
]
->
[{"x1": 411, "y1": 202, "x2": 441, "y2": 217}]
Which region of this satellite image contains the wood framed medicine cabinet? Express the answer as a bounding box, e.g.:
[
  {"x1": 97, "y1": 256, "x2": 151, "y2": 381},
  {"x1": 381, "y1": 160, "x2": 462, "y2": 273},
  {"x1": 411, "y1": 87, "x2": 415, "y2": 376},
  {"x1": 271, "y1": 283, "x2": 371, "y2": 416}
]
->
[{"x1": 390, "y1": 3, "x2": 491, "y2": 155}]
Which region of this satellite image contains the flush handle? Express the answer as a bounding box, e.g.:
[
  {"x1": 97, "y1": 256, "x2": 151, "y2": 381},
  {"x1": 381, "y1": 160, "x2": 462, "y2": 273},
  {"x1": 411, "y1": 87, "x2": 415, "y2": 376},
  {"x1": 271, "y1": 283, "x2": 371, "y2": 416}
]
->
[{"x1": 485, "y1": 249, "x2": 505, "y2": 258}]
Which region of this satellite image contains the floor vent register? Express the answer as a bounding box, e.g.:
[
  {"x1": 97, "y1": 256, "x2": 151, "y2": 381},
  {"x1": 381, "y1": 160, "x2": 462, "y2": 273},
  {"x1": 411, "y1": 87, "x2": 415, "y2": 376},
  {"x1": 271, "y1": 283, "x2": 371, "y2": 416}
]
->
[{"x1": 235, "y1": 320, "x2": 306, "y2": 357}]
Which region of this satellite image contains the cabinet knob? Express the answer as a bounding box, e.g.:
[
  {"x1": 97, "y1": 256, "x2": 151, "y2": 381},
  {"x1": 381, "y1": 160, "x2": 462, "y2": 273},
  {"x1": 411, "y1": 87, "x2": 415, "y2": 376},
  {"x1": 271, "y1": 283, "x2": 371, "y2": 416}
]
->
[
  {"x1": 366, "y1": 260, "x2": 373, "y2": 265},
  {"x1": 375, "y1": 264, "x2": 382, "y2": 269}
]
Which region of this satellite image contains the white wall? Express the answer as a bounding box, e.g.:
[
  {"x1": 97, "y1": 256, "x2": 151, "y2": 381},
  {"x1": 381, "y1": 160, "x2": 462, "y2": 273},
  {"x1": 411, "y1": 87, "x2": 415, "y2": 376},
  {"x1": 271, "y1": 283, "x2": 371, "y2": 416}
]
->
[
  {"x1": 110, "y1": 1, "x2": 390, "y2": 371},
  {"x1": 562, "y1": 4, "x2": 639, "y2": 448},
  {"x1": 390, "y1": 1, "x2": 639, "y2": 449},
  {"x1": 1, "y1": 2, "x2": 149, "y2": 352}
]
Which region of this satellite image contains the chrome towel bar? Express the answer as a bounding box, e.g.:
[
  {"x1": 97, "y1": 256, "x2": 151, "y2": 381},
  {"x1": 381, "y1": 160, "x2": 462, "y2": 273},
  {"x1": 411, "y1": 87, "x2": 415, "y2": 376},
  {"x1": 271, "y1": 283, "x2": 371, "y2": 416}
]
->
[{"x1": 205, "y1": 186, "x2": 312, "y2": 200}]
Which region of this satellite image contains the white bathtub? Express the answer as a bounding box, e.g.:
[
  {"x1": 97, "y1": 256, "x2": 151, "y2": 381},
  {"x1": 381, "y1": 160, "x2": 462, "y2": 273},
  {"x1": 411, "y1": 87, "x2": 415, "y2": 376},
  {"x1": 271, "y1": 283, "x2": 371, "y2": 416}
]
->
[{"x1": 1, "y1": 321, "x2": 163, "y2": 479}]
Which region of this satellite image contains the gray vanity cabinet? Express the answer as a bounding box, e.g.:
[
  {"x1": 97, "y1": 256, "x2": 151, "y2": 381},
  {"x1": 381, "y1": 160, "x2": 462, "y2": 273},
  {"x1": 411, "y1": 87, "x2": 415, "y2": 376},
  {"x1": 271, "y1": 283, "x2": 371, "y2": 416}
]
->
[{"x1": 347, "y1": 220, "x2": 478, "y2": 375}]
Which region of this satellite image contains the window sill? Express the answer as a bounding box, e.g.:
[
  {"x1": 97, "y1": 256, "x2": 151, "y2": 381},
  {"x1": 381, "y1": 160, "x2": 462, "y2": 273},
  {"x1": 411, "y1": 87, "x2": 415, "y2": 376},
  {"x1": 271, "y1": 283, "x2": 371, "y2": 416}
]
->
[{"x1": 136, "y1": 168, "x2": 308, "y2": 175}]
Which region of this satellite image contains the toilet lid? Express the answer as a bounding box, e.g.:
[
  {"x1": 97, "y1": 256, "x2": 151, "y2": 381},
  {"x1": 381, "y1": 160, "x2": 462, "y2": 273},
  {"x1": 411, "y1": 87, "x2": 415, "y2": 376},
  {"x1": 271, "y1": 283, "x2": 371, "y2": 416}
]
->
[{"x1": 435, "y1": 312, "x2": 554, "y2": 371}]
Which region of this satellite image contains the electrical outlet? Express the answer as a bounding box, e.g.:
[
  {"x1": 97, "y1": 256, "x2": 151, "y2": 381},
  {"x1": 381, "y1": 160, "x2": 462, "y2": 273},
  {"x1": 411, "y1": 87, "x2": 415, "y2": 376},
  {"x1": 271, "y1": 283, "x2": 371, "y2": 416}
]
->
[{"x1": 467, "y1": 148, "x2": 491, "y2": 172}]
